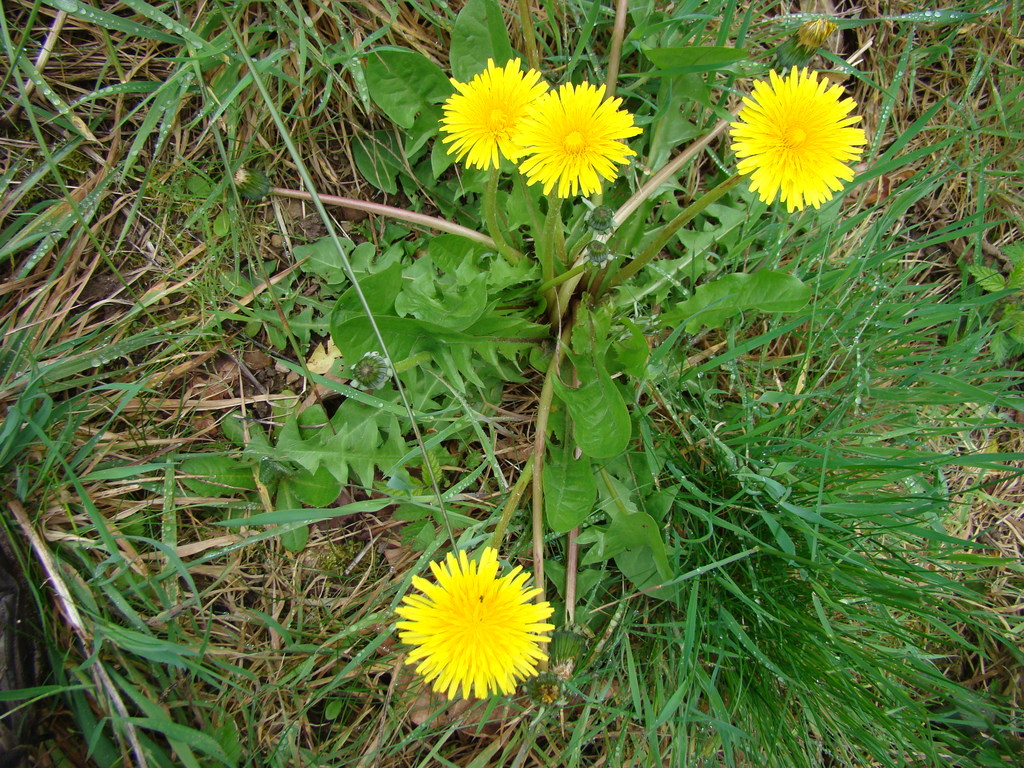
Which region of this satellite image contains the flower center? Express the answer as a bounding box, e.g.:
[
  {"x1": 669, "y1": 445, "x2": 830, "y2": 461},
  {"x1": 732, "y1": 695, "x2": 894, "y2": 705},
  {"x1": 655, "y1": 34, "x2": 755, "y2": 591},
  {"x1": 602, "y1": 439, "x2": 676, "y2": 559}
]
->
[
  {"x1": 488, "y1": 108, "x2": 512, "y2": 134},
  {"x1": 563, "y1": 130, "x2": 587, "y2": 155},
  {"x1": 785, "y1": 126, "x2": 808, "y2": 147}
]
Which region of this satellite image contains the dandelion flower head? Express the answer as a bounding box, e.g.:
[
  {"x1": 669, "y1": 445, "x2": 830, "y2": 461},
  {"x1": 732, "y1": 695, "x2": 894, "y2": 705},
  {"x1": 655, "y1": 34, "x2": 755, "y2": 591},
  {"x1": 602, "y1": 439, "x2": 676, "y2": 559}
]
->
[
  {"x1": 516, "y1": 82, "x2": 641, "y2": 198},
  {"x1": 396, "y1": 547, "x2": 555, "y2": 700},
  {"x1": 730, "y1": 67, "x2": 867, "y2": 212},
  {"x1": 440, "y1": 58, "x2": 548, "y2": 170}
]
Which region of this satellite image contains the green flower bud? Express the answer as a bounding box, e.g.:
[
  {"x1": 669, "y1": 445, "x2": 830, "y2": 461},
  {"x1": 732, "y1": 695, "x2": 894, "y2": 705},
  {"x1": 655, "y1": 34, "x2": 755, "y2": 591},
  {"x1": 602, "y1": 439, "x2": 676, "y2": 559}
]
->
[
  {"x1": 233, "y1": 167, "x2": 270, "y2": 201},
  {"x1": 549, "y1": 629, "x2": 586, "y2": 679},
  {"x1": 586, "y1": 205, "x2": 616, "y2": 233},
  {"x1": 350, "y1": 351, "x2": 391, "y2": 390},
  {"x1": 586, "y1": 240, "x2": 614, "y2": 266},
  {"x1": 774, "y1": 19, "x2": 838, "y2": 70}
]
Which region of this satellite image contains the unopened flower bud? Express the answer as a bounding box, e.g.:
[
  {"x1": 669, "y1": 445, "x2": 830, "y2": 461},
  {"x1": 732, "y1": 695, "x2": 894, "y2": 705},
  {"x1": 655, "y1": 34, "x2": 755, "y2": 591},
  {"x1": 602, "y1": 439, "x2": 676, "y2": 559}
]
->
[
  {"x1": 774, "y1": 19, "x2": 837, "y2": 69},
  {"x1": 350, "y1": 351, "x2": 391, "y2": 390},
  {"x1": 586, "y1": 240, "x2": 614, "y2": 266},
  {"x1": 233, "y1": 167, "x2": 270, "y2": 201},
  {"x1": 548, "y1": 629, "x2": 586, "y2": 679},
  {"x1": 586, "y1": 205, "x2": 616, "y2": 233}
]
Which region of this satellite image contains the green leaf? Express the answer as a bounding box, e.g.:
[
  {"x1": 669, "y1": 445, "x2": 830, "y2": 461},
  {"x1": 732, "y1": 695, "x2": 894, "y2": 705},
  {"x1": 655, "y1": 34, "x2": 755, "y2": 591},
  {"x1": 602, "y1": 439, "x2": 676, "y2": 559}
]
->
[
  {"x1": 394, "y1": 260, "x2": 489, "y2": 331},
  {"x1": 609, "y1": 317, "x2": 650, "y2": 379},
  {"x1": 543, "y1": 443, "x2": 596, "y2": 533},
  {"x1": 293, "y1": 236, "x2": 355, "y2": 288},
  {"x1": 662, "y1": 270, "x2": 811, "y2": 333},
  {"x1": 552, "y1": 352, "x2": 631, "y2": 460},
  {"x1": 1007, "y1": 254, "x2": 1024, "y2": 291},
  {"x1": 429, "y1": 234, "x2": 488, "y2": 273},
  {"x1": 180, "y1": 456, "x2": 256, "y2": 496},
  {"x1": 275, "y1": 482, "x2": 310, "y2": 552},
  {"x1": 284, "y1": 465, "x2": 341, "y2": 507},
  {"x1": 966, "y1": 265, "x2": 1006, "y2": 294},
  {"x1": 642, "y1": 46, "x2": 748, "y2": 74},
  {"x1": 576, "y1": 475, "x2": 672, "y2": 585},
  {"x1": 449, "y1": 0, "x2": 515, "y2": 82},
  {"x1": 352, "y1": 131, "x2": 406, "y2": 194},
  {"x1": 1006, "y1": 307, "x2": 1024, "y2": 344},
  {"x1": 365, "y1": 49, "x2": 451, "y2": 129},
  {"x1": 332, "y1": 260, "x2": 404, "y2": 319}
]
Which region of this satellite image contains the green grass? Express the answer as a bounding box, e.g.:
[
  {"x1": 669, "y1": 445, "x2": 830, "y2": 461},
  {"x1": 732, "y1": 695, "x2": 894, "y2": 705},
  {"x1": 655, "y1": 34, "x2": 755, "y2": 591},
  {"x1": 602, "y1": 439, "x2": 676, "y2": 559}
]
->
[{"x1": 1, "y1": 0, "x2": 1023, "y2": 766}]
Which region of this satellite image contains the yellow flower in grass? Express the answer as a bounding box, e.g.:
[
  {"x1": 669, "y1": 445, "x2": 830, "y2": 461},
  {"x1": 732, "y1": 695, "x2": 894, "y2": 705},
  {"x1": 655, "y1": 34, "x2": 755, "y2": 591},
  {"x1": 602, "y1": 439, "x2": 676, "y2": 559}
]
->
[
  {"x1": 730, "y1": 67, "x2": 867, "y2": 212},
  {"x1": 440, "y1": 58, "x2": 549, "y2": 170},
  {"x1": 516, "y1": 82, "x2": 641, "y2": 197},
  {"x1": 396, "y1": 547, "x2": 554, "y2": 700}
]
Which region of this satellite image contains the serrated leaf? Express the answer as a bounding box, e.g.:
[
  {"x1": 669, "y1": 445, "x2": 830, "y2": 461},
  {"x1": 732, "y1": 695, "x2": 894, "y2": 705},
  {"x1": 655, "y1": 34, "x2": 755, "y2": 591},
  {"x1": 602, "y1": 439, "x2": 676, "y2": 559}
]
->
[
  {"x1": 966, "y1": 265, "x2": 1006, "y2": 293},
  {"x1": 662, "y1": 270, "x2": 811, "y2": 333},
  {"x1": 294, "y1": 236, "x2": 354, "y2": 287},
  {"x1": 1006, "y1": 252, "x2": 1024, "y2": 291},
  {"x1": 609, "y1": 317, "x2": 650, "y2": 379},
  {"x1": 449, "y1": 0, "x2": 515, "y2": 82},
  {"x1": 365, "y1": 49, "x2": 451, "y2": 129},
  {"x1": 576, "y1": 477, "x2": 671, "y2": 583},
  {"x1": 543, "y1": 444, "x2": 596, "y2": 533},
  {"x1": 394, "y1": 260, "x2": 489, "y2": 331}
]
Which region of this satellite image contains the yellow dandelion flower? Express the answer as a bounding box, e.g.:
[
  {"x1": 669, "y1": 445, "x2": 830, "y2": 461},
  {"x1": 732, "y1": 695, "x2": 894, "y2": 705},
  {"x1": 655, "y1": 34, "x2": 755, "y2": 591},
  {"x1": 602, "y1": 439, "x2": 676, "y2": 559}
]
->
[
  {"x1": 516, "y1": 82, "x2": 642, "y2": 198},
  {"x1": 440, "y1": 58, "x2": 549, "y2": 170},
  {"x1": 396, "y1": 547, "x2": 555, "y2": 700},
  {"x1": 730, "y1": 67, "x2": 867, "y2": 212}
]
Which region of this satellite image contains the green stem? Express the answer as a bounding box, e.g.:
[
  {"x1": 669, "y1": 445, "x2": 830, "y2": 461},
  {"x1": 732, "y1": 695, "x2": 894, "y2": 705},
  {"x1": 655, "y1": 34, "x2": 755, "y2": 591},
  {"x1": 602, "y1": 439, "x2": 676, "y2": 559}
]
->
[
  {"x1": 515, "y1": 172, "x2": 543, "y2": 247},
  {"x1": 531, "y1": 325, "x2": 571, "y2": 598},
  {"x1": 611, "y1": 117, "x2": 733, "y2": 230},
  {"x1": 539, "y1": 195, "x2": 564, "y2": 323},
  {"x1": 604, "y1": 0, "x2": 630, "y2": 98},
  {"x1": 270, "y1": 186, "x2": 497, "y2": 249},
  {"x1": 516, "y1": 0, "x2": 541, "y2": 71},
  {"x1": 607, "y1": 174, "x2": 743, "y2": 291},
  {"x1": 539, "y1": 263, "x2": 586, "y2": 294},
  {"x1": 489, "y1": 461, "x2": 533, "y2": 552},
  {"x1": 565, "y1": 526, "x2": 579, "y2": 625},
  {"x1": 484, "y1": 167, "x2": 524, "y2": 263}
]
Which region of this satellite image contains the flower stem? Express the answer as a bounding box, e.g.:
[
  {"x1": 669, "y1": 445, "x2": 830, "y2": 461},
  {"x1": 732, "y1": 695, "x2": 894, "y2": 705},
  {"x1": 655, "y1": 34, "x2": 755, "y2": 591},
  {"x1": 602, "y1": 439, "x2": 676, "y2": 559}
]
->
[
  {"x1": 270, "y1": 186, "x2": 497, "y2": 249},
  {"x1": 532, "y1": 324, "x2": 571, "y2": 598},
  {"x1": 611, "y1": 117, "x2": 733, "y2": 229},
  {"x1": 484, "y1": 167, "x2": 524, "y2": 263},
  {"x1": 516, "y1": 0, "x2": 541, "y2": 71},
  {"x1": 539, "y1": 195, "x2": 565, "y2": 323},
  {"x1": 604, "y1": 0, "x2": 630, "y2": 99},
  {"x1": 565, "y1": 526, "x2": 579, "y2": 625},
  {"x1": 538, "y1": 263, "x2": 586, "y2": 294},
  {"x1": 489, "y1": 460, "x2": 533, "y2": 551},
  {"x1": 607, "y1": 174, "x2": 743, "y2": 290},
  {"x1": 514, "y1": 172, "x2": 543, "y2": 246}
]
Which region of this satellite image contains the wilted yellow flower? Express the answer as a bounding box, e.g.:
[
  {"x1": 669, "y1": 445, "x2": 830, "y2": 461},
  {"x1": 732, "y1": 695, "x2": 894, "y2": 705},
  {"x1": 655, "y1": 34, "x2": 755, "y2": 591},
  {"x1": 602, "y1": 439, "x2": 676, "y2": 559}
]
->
[
  {"x1": 775, "y1": 19, "x2": 839, "y2": 69},
  {"x1": 730, "y1": 67, "x2": 867, "y2": 212},
  {"x1": 396, "y1": 547, "x2": 554, "y2": 700},
  {"x1": 797, "y1": 19, "x2": 838, "y2": 49},
  {"x1": 516, "y1": 82, "x2": 641, "y2": 197},
  {"x1": 440, "y1": 58, "x2": 548, "y2": 170}
]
